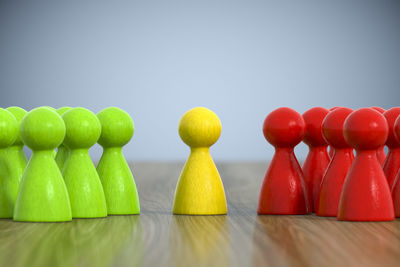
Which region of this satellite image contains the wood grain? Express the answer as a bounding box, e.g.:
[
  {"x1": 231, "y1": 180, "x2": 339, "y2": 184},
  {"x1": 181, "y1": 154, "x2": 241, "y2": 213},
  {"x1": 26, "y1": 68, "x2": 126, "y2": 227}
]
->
[{"x1": 0, "y1": 162, "x2": 400, "y2": 267}]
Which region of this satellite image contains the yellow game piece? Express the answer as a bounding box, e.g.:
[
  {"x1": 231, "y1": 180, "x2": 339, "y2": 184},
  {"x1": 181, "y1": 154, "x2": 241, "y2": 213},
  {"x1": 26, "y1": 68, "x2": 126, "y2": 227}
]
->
[{"x1": 172, "y1": 107, "x2": 227, "y2": 215}]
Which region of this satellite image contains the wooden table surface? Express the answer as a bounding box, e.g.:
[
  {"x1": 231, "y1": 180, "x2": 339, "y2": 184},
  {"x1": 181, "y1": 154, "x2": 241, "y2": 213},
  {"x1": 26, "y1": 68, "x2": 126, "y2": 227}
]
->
[{"x1": 1, "y1": 162, "x2": 400, "y2": 267}]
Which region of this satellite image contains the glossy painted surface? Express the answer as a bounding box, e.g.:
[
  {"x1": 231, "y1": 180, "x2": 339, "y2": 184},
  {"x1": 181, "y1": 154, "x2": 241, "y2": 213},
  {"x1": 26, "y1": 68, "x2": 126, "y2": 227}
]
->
[
  {"x1": 371, "y1": 107, "x2": 387, "y2": 165},
  {"x1": 258, "y1": 107, "x2": 309, "y2": 215},
  {"x1": 316, "y1": 107, "x2": 354, "y2": 217},
  {"x1": 14, "y1": 107, "x2": 72, "y2": 222},
  {"x1": 327, "y1": 108, "x2": 340, "y2": 159},
  {"x1": 173, "y1": 107, "x2": 227, "y2": 215},
  {"x1": 382, "y1": 107, "x2": 400, "y2": 189},
  {"x1": 0, "y1": 109, "x2": 18, "y2": 218},
  {"x1": 62, "y1": 108, "x2": 107, "y2": 218},
  {"x1": 376, "y1": 144, "x2": 387, "y2": 165},
  {"x1": 371, "y1": 107, "x2": 386, "y2": 113},
  {"x1": 390, "y1": 116, "x2": 400, "y2": 217},
  {"x1": 55, "y1": 107, "x2": 72, "y2": 170},
  {"x1": 5, "y1": 107, "x2": 28, "y2": 184},
  {"x1": 301, "y1": 107, "x2": 330, "y2": 211},
  {"x1": 97, "y1": 107, "x2": 140, "y2": 215},
  {"x1": 328, "y1": 146, "x2": 334, "y2": 158},
  {"x1": 338, "y1": 108, "x2": 394, "y2": 221}
]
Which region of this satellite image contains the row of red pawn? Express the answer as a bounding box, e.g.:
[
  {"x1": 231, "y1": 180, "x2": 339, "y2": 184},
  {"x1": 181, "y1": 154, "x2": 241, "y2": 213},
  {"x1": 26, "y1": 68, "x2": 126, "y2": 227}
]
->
[{"x1": 257, "y1": 106, "x2": 400, "y2": 221}]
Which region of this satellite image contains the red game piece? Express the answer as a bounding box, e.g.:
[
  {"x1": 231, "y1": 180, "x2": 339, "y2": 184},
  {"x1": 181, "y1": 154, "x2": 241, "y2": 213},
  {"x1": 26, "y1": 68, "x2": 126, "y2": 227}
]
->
[
  {"x1": 302, "y1": 107, "x2": 330, "y2": 211},
  {"x1": 338, "y1": 108, "x2": 394, "y2": 221},
  {"x1": 328, "y1": 147, "x2": 334, "y2": 158},
  {"x1": 382, "y1": 107, "x2": 400, "y2": 189},
  {"x1": 316, "y1": 107, "x2": 354, "y2": 217},
  {"x1": 328, "y1": 107, "x2": 340, "y2": 158},
  {"x1": 257, "y1": 107, "x2": 310, "y2": 215},
  {"x1": 390, "y1": 116, "x2": 400, "y2": 217},
  {"x1": 371, "y1": 107, "x2": 386, "y2": 165},
  {"x1": 372, "y1": 106, "x2": 386, "y2": 113}
]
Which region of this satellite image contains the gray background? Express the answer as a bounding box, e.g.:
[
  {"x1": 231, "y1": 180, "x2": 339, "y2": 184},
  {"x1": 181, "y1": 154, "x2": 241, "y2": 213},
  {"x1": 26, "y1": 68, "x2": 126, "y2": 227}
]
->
[{"x1": 1, "y1": 0, "x2": 399, "y2": 161}]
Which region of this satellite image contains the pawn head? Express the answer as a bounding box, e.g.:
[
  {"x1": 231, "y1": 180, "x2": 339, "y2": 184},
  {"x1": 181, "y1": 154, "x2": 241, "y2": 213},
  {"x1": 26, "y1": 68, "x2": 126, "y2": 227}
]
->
[
  {"x1": 97, "y1": 107, "x2": 134, "y2": 147},
  {"x1": 42, "y1": 106, "x2": 57, "y2": 112},
  {"x1": 62, "y1": 107, "x2": 101, "y2": 149},
  {"x1": 0, "y1": 108, "x2": 18, "y2": 148},
  {"x1": 57, "y1": 106, "x2": 72, "y2": 116},
  {"x1": 263, "y1": 107, "x2": 305, "y2": 148},
  {"x1": 322, "y1": 107, "x2": 353, "y2": 148},
  {"x1": 302, "y1": 107, "x2": 329, "y2": 147},
  {"x1": 179, "y1": 107, "x2": 221, "y2": 148},
  {"x1": 371, "y1": 106, "x2": 385, "y2": 114},
  {"x1": 344, "y1": 108, "x2": 388, "y2": 150},
  {"x1": 20, "y1": 107, "x2": 66, "y2": 150},
  {"x1": 383, "y1": 107, "x2": 400, "y2": 148},
  {"x1": 6, "y1": 106, "x2": 27, "y2": 146}
]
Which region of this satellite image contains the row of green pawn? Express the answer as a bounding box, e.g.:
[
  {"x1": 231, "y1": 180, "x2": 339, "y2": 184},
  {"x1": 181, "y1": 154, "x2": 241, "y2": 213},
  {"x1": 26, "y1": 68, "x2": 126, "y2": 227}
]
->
[{"x1": 0, "y1": 106, "x2": 140, "y2": 222}]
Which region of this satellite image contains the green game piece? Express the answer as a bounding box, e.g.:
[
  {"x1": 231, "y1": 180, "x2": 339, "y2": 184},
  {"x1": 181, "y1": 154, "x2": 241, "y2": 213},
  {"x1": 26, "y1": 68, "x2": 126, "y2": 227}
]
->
[
  {"x1": 62, "y1": 107, "x2": 107, "y2": 218},
  {"x1": 6, "y1": 107, "x2": 28, "y2": 169},
  {"x1": 6, "y1": 107, "x2": 28, "y2": 168},
  {"x1": 42, "y1": 106, "x2": 57, "y2": 112},
  {"x1": 2, "y1": 107, "x2": 28, "y2": 218},
  {"x1": 55, "y1": 107, "x2": 72, "y2": 171},
  {"x1": 97, "y1": 107, "x2": 140, "y2": 215},
  {"x1": 14, "y1": 107, "x2": 72, "y2": 222},
  {"x1": 0, "y1": 109, "x2": 18, "y2": 218},
  {"x1": 42, "y1": 107, "x2": 58, "y2": 157},
  {"x1": 57, "y1": 106, "x2": 72, "y2": 114}
]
